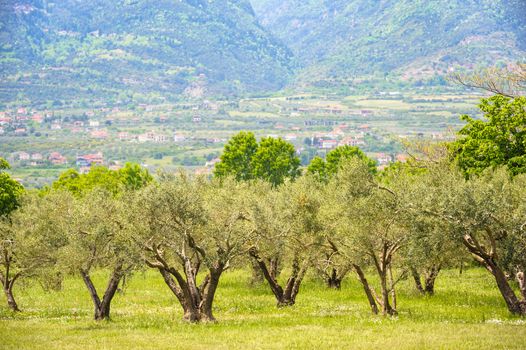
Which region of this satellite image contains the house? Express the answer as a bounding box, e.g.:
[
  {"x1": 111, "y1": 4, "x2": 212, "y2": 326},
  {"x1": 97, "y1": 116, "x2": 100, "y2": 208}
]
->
[
  {"x1": 76, "y1": 152, "x2": 104, "y2": 167},
  {"x1": 118, "y1": 132, "x2": 130, "y2": 141},
  {"x1": 0, "y1": 127, "x2": 4, "y2": 135},
  {"x1": 339, "y1": 136, "x2": 365, "y2": 147},
  {"x1": 18, "y1": 152, "x2": 30, "y2": 161},
  {"x1": 375, "y1": 153, "x2": 392, "y2": 165},
  {"x1": 32, "y1": 114, "x2": 44, "y2": 123},
  {"x1": 138, "y1": 131, "x2": 168, "y2": 143},
  {"x1": 51, "y1": 123, "x2": 62, "y2": 130},
  {"x1": 320, "y1": 139, "x2": 338, "y2": 149},
  {"x1": 285, "y1": 134, "x2": 297, "y2": 141},
  {"x1": 73, "y1": 121, "x2": 85, "y2": 127},
  {"x1": 90, "y1": 129, "x2": 109, "y2": 139},
  {"x1": 31, "y1": 153, "x2": 43, "y2": 160},
  {"x1": 49, "y1": 152, "x2": 67, "y2": 165},
  {"x1": 14, "y1": 128, "x2": 27, "y2": 135},
  {"x1": 173, "y1": 133, "x2": 186, "y2": 143},
  {"x1": 192, "y1": 115, "x2": 202, "y2": 123},
  {"x1": 89, "y1": 120, "x2": 100, "y2": 127}
]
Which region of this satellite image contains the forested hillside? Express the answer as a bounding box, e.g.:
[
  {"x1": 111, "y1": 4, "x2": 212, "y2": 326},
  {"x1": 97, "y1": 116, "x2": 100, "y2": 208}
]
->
[
  {"x1": 252, "y1": 0, "x2": 526, "y2": 85},
  {"x1": 0, "y1": 0, "x2": 293, "y2": 103}
]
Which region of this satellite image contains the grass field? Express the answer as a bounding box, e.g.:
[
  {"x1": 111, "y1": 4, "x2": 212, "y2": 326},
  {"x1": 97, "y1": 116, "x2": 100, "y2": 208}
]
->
[{"x1": 1, "y1": 268, "x2": 525, "y2": 349}]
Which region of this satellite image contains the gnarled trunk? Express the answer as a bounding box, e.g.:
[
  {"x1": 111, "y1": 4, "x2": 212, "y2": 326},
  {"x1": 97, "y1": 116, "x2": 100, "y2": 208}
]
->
[
  {"x1": 463, "y1": 235, "x2": 526, "y2": 316},
  {"x1": 411, "y1": 265, "x2": 441, "y2": 295},
  {"x1": 3, "y1": 286, "x2": 19, "y2": 312},
  {"x1": 249, "y1": 248, "x2": 309, "y2": 307},
  {"x1": 411, "y1": 267, "x2": 425, "y2": 294},
  {"x1": 326, "y1": 268, "x2": 342, "y2": 289},
  {"x1": 80, "y1": 266, "x2": 124, "y2": 321},
  {"x1": 154, "y1": 262, "x2": 224, "y2": 323},
  {"x1": 424, "y1": 266, "x2": 441, "y2": 295},
  {"x1": 353, "y1": 264, "x2": 378, "y2": 314}
]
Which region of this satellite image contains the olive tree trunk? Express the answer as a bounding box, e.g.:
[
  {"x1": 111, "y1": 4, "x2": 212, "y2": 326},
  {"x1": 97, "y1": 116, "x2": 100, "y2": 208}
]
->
[
  {"x1": 249, "y1": 248, "x2": 309, "y2": 307},
  {"x1": 80, "y1": 265, "x2": 124, "y2": 321},
  {"x1": 152, "y1": 260, "x2": 224, "y2": 323},
  {"x1": 463, "y1": 235, "x2": 526, "y2": 316}
]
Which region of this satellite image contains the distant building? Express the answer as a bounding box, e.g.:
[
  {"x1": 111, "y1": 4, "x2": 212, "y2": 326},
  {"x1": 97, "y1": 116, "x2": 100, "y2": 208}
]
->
[
  {"x1": 138, "y1": 131, "x2": 168, "y2": 143},
  {"x1": 49, "y1": 152, "x2": 68, "y2": 165},
  {"x1": 285, "y1": 134, "x2": 297, "y2": 141},
  {"x1": 51, "y1": 123, "x2": 62, "y2": 130},
  {"x1": 118, "y1": 132, "x2": 130, "y2": 141},
  {"x1": 76, "y1": 152, "x2": 104, "y2": 167},
  {"x1": 192, "y1": 115, "x2": 202, "y2": 123},
  {"x1": 90, "y1": 129, "x2": 109, "y2": 139},
  {"x1": 173, "y1": 133, "x2": 186, "y2": 143},
  {"x1": 375, "y1": 153, "x2": 392, "y2": 165},
  {"x1": 18, "y1": 152, "x2": 30, "y2": 161},
  {"x1": 339, "y1": 136, "x2": 365, "y2": 147},
  {"x1": 89, "y1": 120, "x2": 100, "y2": 127},
  {"x1": 320, "y1": 139, "x2": 338, "y2": 149},
  {"x1": 31, "y1": 153, "x2": 43, "y2": 160}
]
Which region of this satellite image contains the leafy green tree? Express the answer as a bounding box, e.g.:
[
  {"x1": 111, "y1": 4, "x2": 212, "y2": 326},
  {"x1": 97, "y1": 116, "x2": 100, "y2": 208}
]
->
[
  {"x1": 307, "y1": 146, "x2": 376, "y2": 182},
  {"x1": 252, "y1": 137, "x2": 301, "y2": 187},
  {"x1": 451, "y1": 96, "x2": 526, "y2": 177},
  {"x1": 214, "y1": 131, "x2": 258, "y2": 181},
  {"x1": 52, "y1": 163, "x2": 152, "y2": 197},
  {"x1": 1, "y1": 192, "x2": 70, "y2": 311},
  {"x1": 118, "y1": 162, "x2": 153, "y2": 191},
  {"x1": 0, "y1": 158, "x2": 24, "y2": 217}
]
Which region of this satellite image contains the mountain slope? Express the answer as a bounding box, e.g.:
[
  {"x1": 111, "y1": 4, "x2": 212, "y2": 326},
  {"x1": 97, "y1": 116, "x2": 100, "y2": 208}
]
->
[
  {"x1": 0, "y1": 0, "x2": 293, "y2": 104},
  {"x1": 252, "y1": 0, "x2": 526, "y2": 85}
]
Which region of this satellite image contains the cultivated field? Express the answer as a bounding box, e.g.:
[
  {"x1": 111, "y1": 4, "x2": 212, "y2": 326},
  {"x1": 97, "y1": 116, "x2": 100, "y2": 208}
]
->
[{"x1": 1, "y1": 268, "x2": 524, "y2": 349}]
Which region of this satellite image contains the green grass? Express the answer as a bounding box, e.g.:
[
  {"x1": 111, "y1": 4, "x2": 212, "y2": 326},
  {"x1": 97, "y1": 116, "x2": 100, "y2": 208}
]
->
[{"x1": 1, "y1": 268, "x2": 524, "y2": 349}]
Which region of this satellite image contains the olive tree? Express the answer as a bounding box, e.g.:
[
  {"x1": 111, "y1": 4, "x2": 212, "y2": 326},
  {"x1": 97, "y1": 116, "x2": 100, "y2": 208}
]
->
[
  {"x1": 60, "y1": 189, "x2": 139, "y2": 321},
  {"x1": 323, "y1": 159, "x2": 408, "y2": 315},
  {"x1": 413, "y1": 165, "x2": 526, "y2": 315},
  {"x1": 137, "y1": 174, "x2": 255, "y2": 322},
  {"x1": 0, "y1": 192, "x2": 70, "y2": 311},
  {"x1": 249, "y1": 176, "x2": 324, "y2": 307}
]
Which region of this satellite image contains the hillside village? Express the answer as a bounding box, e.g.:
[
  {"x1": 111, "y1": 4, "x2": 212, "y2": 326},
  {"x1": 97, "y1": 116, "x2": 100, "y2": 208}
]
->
[{"x1": 0, "y1": 91, "x2": 477, "y2": 187}]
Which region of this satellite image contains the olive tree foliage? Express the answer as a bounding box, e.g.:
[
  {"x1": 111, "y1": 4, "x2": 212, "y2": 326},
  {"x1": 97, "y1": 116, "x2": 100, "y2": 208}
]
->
[
  {"x1": 450, "y1": 96, "x2": 526, "y2": 177},
  {"x1": 0, "y1": 192, "x2": 70, "y2": 311},
  {"x1": 135, "y1": 173, "x2": 255, "y2": 322},
  {"x1": 249, "y1": 176, "x2": 324, "y2": 307},
  {"x1": 322, "y1": 159, "x2": 410, "y2": 315},
  {"x1": 412, "y1": 165, "x2": 526, "y2": 316},
  {"x1": 58, "y1": 189, "x2": 140, "y2": 321},
  {"x1": 380, "y1": 160, "x2": 463, "y2": 296}
]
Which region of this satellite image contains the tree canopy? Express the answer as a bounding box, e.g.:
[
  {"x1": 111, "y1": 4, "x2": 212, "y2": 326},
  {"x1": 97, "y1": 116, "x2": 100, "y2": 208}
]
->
[
  {"x1": 215, "y1": 132, "x2": 301, "y2": 187},
  {"x1": 0, "y1": 158, "x2": 24, "y2": 218},
  {"x1": 307, "y1": 146, "x2": 377, "y2": 183},
  {"x1": 450, "y1": 95, "x2": 526, "y2": 177}
]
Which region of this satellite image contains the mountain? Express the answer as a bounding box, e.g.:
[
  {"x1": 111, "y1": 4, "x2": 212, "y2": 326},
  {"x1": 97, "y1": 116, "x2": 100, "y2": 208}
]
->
[
  {"x1": 251, "y1": 0, "x2": 526, "y2": 86},
  {"x1": 0, "y1": 0, "x2": 293, "y2": 104}
]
